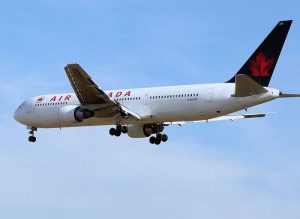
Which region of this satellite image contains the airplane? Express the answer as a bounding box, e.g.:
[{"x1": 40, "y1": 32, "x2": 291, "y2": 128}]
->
[{"x1": 14, "y1": 20, "x2": 300, "y2": 145}]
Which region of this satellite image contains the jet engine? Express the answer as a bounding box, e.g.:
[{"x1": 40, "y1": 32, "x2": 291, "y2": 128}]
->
[
  {"x1": 127, "y1": 124, "x2": 164, "y2": 138},
  {"x1": 57, "y1": 105, "x2": 94, "y2": 123}
]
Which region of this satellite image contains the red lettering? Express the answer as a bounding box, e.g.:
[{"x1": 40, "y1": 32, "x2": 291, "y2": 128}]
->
[
  {"x1": 115, "y1": 92, "x2": 122, "y2": 97},
  {"x1": 50, "y1": 96, "x2": 56, "y2": 101},
  {"x1": 124, "y1": 91, "x2": 131, "y2": 96},
  {"x1": 59, "y1": 96, "x2": 63, "y2": 101},
  {"x1": 108, "y1": 92, "x2": 112, "y2": 97},
  {"x1": 64, "y1": 95, "x2": 71, "y2": 101}
]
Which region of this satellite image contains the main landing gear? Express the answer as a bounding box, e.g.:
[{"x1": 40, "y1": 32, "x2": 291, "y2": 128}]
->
[
  {"x1": 149, "y1": 133, "x2": 168, "y2": 145},
  {"x1": 109, "y1": 124, "x2": 128, "y2": 137},
  {"x1": 28, "y1": 127, "x2": 37, "y2": 142}
]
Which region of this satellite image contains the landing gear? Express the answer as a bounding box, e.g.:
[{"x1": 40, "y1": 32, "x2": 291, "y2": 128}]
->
[
  {"x1": 28, "y1": 127, "x2": 37, "y2": 143},
  {"x1": 28, "y1": 136, "x2": 36, "y2": 142},
  {"x1": 109, "y1": 125, "x2": 128, "y2": 137},
  {"x1": 149, "y1": 133, "x2": 168, "y2": 145}
]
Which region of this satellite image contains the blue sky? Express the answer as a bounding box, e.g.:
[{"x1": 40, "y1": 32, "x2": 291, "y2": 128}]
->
[{"x1": 1, "y1": 0, "x2": 300, "y2": 218}]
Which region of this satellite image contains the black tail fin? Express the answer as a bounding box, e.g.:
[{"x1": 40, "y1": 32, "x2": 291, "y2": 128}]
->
[{"x1": 227, "y1": 20, "x2": 292, "y2": 87}]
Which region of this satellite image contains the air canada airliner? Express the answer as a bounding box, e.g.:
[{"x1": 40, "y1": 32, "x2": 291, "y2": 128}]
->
[{"x1": 14, "y1": 20, "x2": 300, "y2": 144}]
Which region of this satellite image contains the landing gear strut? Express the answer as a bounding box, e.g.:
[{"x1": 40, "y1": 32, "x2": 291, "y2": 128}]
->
[
  {"x1": 28, "y1": 127, "x2": 37, "y2": 142},
  {"x1": 149, "y1": 133, "x2": 168, "y2": 145},
  {"x1": 109, "y1": 124, "x2": 128, "y2": 137}
]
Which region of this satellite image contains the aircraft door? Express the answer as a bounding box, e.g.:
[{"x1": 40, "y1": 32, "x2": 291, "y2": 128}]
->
[
  {"x1": 205, "y1": 88, "x2": 213, "y2": 103},
  {"x1": 143, "y1": 93, "x2": 148, "y2": 105}
]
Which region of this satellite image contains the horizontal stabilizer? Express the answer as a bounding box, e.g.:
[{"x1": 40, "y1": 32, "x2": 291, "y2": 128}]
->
[
  {"x1": 279, "y1": 93, "x2": 300, "y2": 98},
  {"x1": 233, "y1": 74, "x2": 268, "y2": 97}
]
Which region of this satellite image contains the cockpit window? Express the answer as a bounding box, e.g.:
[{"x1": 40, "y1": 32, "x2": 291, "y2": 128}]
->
[{"x1": 17, "y1": 102, "x2": 26, "y2": 109}]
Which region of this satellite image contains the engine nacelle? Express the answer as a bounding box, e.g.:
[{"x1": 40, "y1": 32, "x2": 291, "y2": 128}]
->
[
  {"x1": 58, "y1": 105, "x2": 94, "y2": 123},
  {"x1": 127, "y1": 124, "x2": 163, "y2": 138}
]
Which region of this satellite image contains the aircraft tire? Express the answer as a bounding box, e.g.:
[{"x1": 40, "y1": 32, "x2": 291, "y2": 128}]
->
[
  {"x1": 161, "y1": 134, "x2": 168, "y2": 142},
  {"x1": 115, "y1": 129, "x2": 121, "y2": 137},
  {"x1": 155, "y1": 137, "x2": 161, "y2": 145},
  {"x1": 121, "y1": 126, "x2": 128, "y2": 134},
  {"x1": 149, "y1": 136, "x2": 156, "y2": 144},
  {"x1": 109, "y1": 128, "x2": 116, "y2": 136},
  {"x1": 28, "y1": 136, "x2": 36, "y2": 142}
]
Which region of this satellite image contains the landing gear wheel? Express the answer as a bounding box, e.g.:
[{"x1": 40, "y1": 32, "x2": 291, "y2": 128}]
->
[
  {"x1": 109, "y1": 128, "x2": 116, "y2": 136},
  {"x1": 149, "y1": 136, "x2": 156, "y2": 144},
  {"x1": 121, "y1": 126, "x2": 128, "y2": 134},
  {"x1": 155, "y1": 137, "x2": 161, "y2": 145},
  {"x1": 115, "y1": 129, "x2": 121, "y2": 137},
  {"x1": 156, "y1": 133, "x2": 162, "y2": 141},
  {"x1": 161, "y1": 134, "x2": 168, "y2": 142},
  {"x1": 110, "y1": 124, "x2": 128, "y2": 137},
  {"x1": 28, "y1": 136, "x2": 36, "y2": 142}
]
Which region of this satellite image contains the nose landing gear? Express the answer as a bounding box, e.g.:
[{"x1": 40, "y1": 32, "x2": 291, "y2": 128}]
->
[{"x1": 28, "y1": 127, "x2": 37, "y2": 142}]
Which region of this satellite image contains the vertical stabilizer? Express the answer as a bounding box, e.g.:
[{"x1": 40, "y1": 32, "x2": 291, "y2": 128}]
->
[{"x1": 227, "y1": 20, "x2": 292, "y2": 87}]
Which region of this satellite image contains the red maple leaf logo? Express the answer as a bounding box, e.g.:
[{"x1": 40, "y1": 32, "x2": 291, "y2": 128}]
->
[
  {"x1": 248, "y1": 52, "x2": 274, "y2": 77},
  {"x1": 36, "y1": 97, "x2": 45, "y2": 103}
]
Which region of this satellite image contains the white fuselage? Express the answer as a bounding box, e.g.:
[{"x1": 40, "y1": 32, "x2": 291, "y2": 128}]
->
[{"x1": 14, "y1": 83, "x2": 280, "y2": 128}]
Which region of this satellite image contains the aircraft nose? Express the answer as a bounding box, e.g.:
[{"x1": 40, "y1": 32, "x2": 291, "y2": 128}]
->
[{"x1": 14, "y1": 109, "x2": 20, "y2": 122}]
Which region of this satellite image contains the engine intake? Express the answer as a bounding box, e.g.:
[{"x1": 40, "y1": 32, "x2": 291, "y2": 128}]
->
[
  {"x1": 58, "y1": 105, "x2": 95, "y2": 123},
  {"x1": 74, "y1": 107, "x2": 95, "y2": 122}
]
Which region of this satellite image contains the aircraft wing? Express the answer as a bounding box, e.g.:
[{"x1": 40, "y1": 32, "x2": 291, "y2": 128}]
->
[
  {"x1": 162, "y1": 113, "x2": 272, "y2": 126},
  {"x1": 64, "y1": 64, "x2": 141, "y2": 120},
  {"x1": 64, "y1": 64, "x2": 113, "y2": 105},
  {"x1": 194, "y1": 113, "x2": 274, "y2": 123}
]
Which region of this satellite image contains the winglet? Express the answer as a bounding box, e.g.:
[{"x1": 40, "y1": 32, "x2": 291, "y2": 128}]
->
[{"x1": 233, "y1": 74, "x2": 268, "y2": 97}]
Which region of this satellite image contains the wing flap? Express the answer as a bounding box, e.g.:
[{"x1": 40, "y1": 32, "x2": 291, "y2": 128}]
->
[{"x1": 120, "y1": 105, "x2": 142, "y2": 120}]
